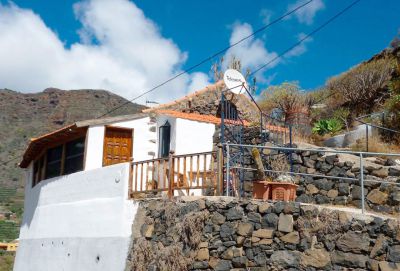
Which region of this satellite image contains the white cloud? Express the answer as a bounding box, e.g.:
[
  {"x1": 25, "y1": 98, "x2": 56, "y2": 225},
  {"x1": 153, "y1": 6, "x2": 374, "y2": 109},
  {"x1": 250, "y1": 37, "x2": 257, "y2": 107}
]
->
[
  {"x1": 186, "y1": 72, "x2": 212, "y2": 93},
  {"x1": 224, "y1": 22, "x2": 278, "y2": 82},
  {"x1": 286, "y1": 33, "x2": 313, "y2": 57},
  {"x1": 288, "y1": 0, "x2": 325, "y2": 25},
  {"x1": 260, "y1": 9, "x2": 273, "y2": 25},
  {"x1": 0, "y1": 0, "x2": 209, "y2": 104}
]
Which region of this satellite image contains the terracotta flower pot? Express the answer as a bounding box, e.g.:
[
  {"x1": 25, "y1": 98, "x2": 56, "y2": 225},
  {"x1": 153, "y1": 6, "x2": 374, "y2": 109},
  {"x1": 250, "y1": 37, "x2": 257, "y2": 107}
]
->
[
  {"x1": 252, "y1": 181, "x2": 298, "y2": 202},
  {"x1": 269, "y1": 182, "x2": 298, "y2": 202},
  {"x1": 252, "y1": 181, "x2": 271, "y2": 201}
]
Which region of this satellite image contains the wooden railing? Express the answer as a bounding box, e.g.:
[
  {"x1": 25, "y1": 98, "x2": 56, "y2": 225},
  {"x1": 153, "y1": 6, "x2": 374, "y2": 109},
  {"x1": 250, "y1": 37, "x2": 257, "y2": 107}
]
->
[{"x1": 129, "y1": 150, "x2": 223, "y2": 198}]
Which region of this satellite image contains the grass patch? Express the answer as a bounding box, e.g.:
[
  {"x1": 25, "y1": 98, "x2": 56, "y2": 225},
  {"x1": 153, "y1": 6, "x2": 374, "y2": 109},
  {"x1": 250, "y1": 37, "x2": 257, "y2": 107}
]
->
[
  {"x1": 350, "y1": 136, "x2": 400, "y2": 154},
  {"x1": 0, "y1": 251, "x2": 15, "y2": 271}
]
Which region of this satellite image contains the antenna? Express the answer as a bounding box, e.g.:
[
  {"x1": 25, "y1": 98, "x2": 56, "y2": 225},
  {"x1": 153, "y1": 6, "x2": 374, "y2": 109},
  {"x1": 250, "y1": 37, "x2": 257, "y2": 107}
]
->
[
  {"x1": 223, "y1": 69, "x2": 248, "y2": 94},
  {"x1": 145, "y1": 99, "x2": 160, "y2": 106}
]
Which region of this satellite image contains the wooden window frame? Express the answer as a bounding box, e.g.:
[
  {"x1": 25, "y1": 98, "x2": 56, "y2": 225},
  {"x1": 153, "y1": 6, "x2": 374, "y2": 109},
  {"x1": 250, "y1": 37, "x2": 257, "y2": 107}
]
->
[{"x1": 31, "y1": 135, "x2": 86, "y2": 187}]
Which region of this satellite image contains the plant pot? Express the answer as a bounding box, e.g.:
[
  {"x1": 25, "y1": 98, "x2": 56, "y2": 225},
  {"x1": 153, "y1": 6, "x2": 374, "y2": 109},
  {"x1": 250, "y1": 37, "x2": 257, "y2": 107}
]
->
[
  {"x1": 269, "y1": 182, "x2": 298, "y2": 202},
  {"x1": 252, "y1": 181, "x2": 271, "y2": 201},
  {"x1": 252, "y1": 181, "x2": 298, "y2": 202}
]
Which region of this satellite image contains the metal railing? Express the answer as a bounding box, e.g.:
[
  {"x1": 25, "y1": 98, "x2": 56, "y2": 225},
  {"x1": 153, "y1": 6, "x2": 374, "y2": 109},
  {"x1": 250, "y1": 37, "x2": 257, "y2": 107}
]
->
[
  {"x1": 224, "y1": 142, "x2": 400, "y2": 214},
  {"x1": 355, "y1": 112, "x2": 400, "y2": 151},
  {"x1": 129, "y1": 151, "x2": 221, "y2": 198}
]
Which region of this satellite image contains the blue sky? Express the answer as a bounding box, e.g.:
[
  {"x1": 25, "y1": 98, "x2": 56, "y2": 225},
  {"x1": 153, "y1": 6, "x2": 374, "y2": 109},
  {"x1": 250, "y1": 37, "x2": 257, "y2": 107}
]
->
[{"x1": 0, "y1": 0, "x2": 399, "y2": 103}]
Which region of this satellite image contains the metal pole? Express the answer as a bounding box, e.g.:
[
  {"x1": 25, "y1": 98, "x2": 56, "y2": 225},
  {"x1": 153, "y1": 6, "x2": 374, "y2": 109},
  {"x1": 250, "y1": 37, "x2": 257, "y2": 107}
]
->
[
  {"x1": 260, "y1": 113, "x2": 263, "y2": 142},
  {"x1": 289, "y1": 124, "x2": 293, "y2": 173},
  {"x1": 226, "y1": 143, "x2": 230, "y2": 197},
  {"x1": 359, "y1": 153, "x2": 365, "y2": 214},
  {"x1": 221, "y1": 94, "x2": 225, "y2": 145},
  {"x1": 366, "y1": 125, "x2": 369, "y2": 152},
  {"x1": 216, "y1": 144, "x2": 224, "y2": 196}
]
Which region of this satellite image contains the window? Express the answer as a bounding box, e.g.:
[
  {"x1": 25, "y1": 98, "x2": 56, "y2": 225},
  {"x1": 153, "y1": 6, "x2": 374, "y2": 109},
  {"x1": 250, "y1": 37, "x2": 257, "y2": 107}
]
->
[
  {"x1": 64, "y1": 138, "x2": 85, "y2": 174},
  {"x1": 217, "y1": 100, "x2": 239, "y2": 120},
  {"x1": 32, "y1": 156, "x2": 44, "y2": 187},
  {"x1": 32, "y1": 137, "x2": 85, "y2": 186},
  {"x1": 158, "y1": 121, "x2": 171, "y2": 158},
  {"x1": 45, "y1": 145, "x2": 63, "y2": 179}
]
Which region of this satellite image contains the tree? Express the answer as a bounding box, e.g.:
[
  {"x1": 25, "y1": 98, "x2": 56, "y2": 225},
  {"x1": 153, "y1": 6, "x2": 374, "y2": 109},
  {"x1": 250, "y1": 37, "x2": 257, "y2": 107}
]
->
[
  {"x1": 390, "y1": 29, "x2": 400, "y2": 49},
  {"x1": 327, "y1": 57, "x2": 395, "y2": 114},
  {"x1": 259, "y1": 82, "x2": 317, "y2": 123}
]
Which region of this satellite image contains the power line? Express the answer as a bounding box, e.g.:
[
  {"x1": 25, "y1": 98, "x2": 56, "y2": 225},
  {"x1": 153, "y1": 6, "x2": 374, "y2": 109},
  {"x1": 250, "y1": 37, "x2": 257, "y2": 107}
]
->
[
  {"x1": 0, "y1": 0, "x2": 361, "y2": 166},
  {"x1": 96, "y1": 0, "x2": 315, "y2": 118},
  {"x1": 249, "y1": 0, "x2": 361, "y2": 77}
]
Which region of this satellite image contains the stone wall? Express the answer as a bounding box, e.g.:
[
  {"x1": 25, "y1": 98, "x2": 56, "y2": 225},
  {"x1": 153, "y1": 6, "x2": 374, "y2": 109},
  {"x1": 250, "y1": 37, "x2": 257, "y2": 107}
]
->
[
  {"x1": 126, "y1": 197, "x2": 400, "y2": 271},
  {"x1": 242, "y1": 149, "x2": 400, "y2": 214}
]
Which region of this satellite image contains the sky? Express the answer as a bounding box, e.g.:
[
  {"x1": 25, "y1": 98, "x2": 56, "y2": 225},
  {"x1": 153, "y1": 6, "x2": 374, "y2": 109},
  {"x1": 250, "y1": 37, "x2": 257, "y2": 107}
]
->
[{"x1": 0, "y1": 0, "x2": 399, "y2": 105}]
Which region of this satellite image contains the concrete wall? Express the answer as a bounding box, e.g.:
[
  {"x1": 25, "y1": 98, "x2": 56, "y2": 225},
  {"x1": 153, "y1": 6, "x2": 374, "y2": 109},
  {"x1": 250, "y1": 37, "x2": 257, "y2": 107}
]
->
[
  {"x1": 84, "y1": 116, "x2": 214, "y2": 171},
  {"x1": 175, "y1": 118, "x2": 215, "y2": 155},
  {"x1": 324, "y1": 124, "x2": 378, "y2": 148},
  {"x1": 84, "y1": 125, "x2": 105, "y2": 170},
  {"x1": 112, "y1": 117, "x2": 156, "y2": 162},
  {"x1": 84, "y1": 116, "x2": 156, "y2": 170},
  {"x1": 14, "y1": 163, "x2": 138, "y2": 271}
]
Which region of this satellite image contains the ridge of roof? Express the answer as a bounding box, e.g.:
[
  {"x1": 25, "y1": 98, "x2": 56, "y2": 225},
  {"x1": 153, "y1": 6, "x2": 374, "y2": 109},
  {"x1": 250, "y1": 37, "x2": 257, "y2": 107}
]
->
[
  {"x1": 155, "y1": 109, "x2": 250, "y2": 126},
  {"x1": 143, "y1": 80, "x2": 225, "y2": 112},
  {"x1": 30, "y1": 124, "x2": 77, "y2": 142}
]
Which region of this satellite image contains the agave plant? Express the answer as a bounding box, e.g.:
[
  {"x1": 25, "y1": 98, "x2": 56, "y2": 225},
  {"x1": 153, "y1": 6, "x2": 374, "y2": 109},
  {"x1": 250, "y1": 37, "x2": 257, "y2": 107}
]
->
[{"x1": 312, "y1": 119, "x2": 343, "y2": 136}]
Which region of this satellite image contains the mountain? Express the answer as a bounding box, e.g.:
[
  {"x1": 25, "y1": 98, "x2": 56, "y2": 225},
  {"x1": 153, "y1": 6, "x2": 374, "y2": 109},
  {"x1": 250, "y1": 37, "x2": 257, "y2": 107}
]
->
[{"x1": 0, "y1": 88, "x2": 146, "y2": 222}]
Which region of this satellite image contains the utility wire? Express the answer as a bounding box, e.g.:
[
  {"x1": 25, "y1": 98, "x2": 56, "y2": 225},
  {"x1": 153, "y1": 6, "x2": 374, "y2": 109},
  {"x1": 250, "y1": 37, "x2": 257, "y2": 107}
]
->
[
  {"x1": 0, "y1": 0, "x2": 361, "y2": 166},
  {"x1": 249, "y1": 0, "x2": 361, "y2": 76},
  {"x1": 96, "y1": 0, "x2": 314, "y2": 118}
]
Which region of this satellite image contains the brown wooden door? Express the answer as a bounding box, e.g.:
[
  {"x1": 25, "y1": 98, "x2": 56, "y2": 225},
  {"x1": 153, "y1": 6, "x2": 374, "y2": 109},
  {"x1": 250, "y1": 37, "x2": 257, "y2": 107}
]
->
[{"x1": 103, "y1": 127, "x2": 133, "y2": 166}]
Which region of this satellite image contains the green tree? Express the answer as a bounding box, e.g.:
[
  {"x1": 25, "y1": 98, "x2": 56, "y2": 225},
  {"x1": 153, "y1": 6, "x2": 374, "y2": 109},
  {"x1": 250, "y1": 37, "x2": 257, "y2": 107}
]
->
[
  {"x1": 327, "y1": 57, "x2": 395, "y2": 114},
  {"x1": 259, "y1": 82, "x2": 317, "y2": 122}
]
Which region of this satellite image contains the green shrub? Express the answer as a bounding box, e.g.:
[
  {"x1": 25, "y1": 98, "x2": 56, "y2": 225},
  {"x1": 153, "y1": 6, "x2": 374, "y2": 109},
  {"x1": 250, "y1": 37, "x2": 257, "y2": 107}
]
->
[{"x1": 312, "y1": 119, "x2": 343, "y2": 136}]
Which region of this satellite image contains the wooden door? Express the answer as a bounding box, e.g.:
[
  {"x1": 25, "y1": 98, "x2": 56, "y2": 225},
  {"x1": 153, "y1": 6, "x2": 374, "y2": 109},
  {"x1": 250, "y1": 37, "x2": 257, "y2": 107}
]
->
[{"x1": 103, "y1": 127, "x2": 133, "y2": 166}]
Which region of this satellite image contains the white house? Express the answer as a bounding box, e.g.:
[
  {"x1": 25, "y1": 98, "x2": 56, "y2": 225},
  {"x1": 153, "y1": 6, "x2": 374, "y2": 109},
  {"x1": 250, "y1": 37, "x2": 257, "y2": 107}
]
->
[{"x1": 13, "y1": 81, "x2": 260, "y2": 271}]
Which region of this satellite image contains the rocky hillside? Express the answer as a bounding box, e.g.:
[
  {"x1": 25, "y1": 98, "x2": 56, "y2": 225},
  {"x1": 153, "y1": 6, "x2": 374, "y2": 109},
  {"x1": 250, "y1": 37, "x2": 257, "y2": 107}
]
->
[{"x1": 0, "y1": 88, "x2": 146, "y2": 218}]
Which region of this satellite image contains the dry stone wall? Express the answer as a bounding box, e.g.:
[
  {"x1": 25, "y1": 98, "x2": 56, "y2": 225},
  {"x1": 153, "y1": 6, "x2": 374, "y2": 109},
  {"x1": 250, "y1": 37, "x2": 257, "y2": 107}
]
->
[
  {"x1": 126, "y1": 198, "x2": 400, "y2": 271},
  {"x1": 242, "y1": 148, "x2": 400, "y2": 214}
]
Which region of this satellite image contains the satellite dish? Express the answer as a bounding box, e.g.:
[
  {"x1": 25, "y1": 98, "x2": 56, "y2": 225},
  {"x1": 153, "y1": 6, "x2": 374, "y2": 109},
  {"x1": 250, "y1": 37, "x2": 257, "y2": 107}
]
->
[{"x1": 223, "y1": 69, "x2": 247, "y2": 94}]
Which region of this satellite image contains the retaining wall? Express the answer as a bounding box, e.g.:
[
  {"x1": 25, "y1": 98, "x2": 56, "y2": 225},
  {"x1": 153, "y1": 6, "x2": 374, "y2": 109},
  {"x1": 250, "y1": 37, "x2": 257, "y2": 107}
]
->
[
  {"x1": 126, "y1": 197, "x2": 400, "y2": 270},
  {"x1": 242, "y1": 149, "x2": 400, "y2": 214}
]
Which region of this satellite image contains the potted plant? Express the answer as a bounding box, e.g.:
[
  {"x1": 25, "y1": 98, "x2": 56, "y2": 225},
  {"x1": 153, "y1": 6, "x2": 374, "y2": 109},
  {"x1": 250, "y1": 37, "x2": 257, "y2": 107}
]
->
[{"x1": 252, "y1": 148, "x2": 298, "y2": 201}]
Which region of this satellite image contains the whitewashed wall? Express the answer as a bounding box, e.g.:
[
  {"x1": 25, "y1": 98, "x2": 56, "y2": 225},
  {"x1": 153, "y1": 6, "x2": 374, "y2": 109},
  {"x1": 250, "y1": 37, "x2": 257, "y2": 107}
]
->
[
  {"x1": 112, "y1": 117, "x2": 156, "y2": 162},
  {"x1": 84, "y1": 125, "x2": 105, "y2": 170},
  {"x1": 84, "y1": 116, "x2": 156, "y2": 170},
  {"x1": 14, "y1": 163, "x2": 138, "y2": 271},
  {"x1": 175, "y1": 118, "x2": 215, "y2": 155}
]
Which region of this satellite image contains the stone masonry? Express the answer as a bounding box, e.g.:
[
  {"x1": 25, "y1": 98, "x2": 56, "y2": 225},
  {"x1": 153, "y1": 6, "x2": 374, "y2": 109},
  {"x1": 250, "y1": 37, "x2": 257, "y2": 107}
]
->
[
  {"x1": 126, "y1": 197, "x2": 400, "y2": 271},
  {"x1": 241, "y1": 148, "x2": 400, "y2": 215}
]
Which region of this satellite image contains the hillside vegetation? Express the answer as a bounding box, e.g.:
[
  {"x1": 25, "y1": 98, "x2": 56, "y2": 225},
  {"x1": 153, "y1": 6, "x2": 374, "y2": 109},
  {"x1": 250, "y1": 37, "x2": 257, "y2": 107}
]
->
[{"x1": 259, "y1": 35, "x2": 400, "y2": 145}]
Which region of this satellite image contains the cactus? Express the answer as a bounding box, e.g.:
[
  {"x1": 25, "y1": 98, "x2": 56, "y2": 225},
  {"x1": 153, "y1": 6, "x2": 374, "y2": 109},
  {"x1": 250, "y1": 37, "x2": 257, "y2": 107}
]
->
[{"x1": 251, "y1": 148, "x2": 266, "y2": 181}]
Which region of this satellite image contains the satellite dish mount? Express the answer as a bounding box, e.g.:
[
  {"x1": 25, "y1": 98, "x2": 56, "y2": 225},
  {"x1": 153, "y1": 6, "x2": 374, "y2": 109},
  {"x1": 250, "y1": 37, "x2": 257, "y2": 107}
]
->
[{"x1": 223, "y1": 69, "x2": 248, "y2": 94}]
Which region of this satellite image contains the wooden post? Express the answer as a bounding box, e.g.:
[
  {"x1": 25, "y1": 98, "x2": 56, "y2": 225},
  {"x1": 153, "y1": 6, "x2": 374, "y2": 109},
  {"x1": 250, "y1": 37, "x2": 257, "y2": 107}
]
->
[
  {"x1": 128, "y1": 157, "x2": 134, "y2": 198},
  {"x1": 216, "y1": 144, "x2": 224, "y2": 196},
  {"x1": 168, "y1": 151, "x2": 175, "y2": 199}
]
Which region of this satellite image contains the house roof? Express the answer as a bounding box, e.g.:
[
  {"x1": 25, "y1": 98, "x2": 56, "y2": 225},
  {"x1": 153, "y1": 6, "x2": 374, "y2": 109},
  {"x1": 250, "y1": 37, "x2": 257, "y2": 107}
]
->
[
  {"x1": 155, "y1": 110, "x2": 250, "y2": 126},
  {"x1": 144, "y1": 80, "x2": 260, "y2": 122},
  {"x1": 143, "y1": 81, "x2": 225, "y2": 112},
  {"x1": 20, "y1": 113, "x2": 148, "y2": 168},
  {"x1": 20, "y1": 124, "x2": 87, "y2": 168}
]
